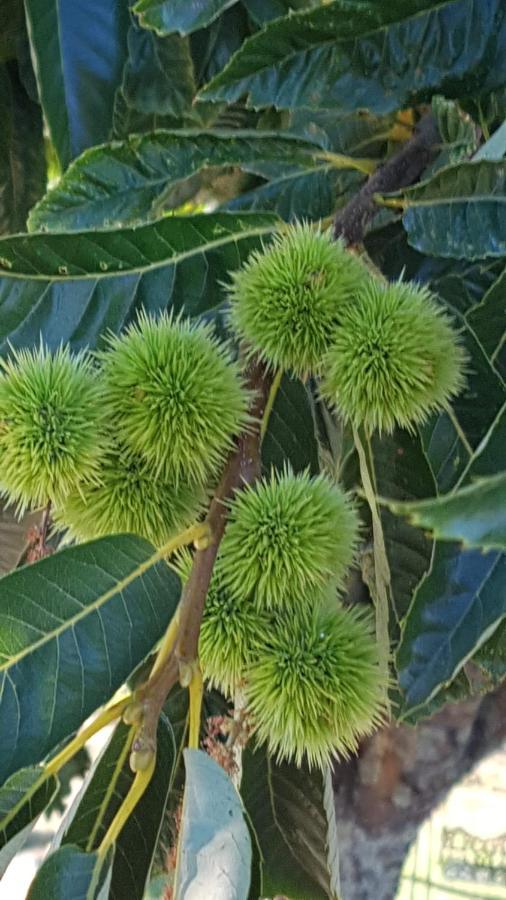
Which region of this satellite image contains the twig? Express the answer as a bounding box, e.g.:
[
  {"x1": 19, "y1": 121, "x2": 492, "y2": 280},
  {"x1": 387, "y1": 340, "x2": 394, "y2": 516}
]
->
[
  {"x1": 175, "y1": 355, "x2": 272, "y2": 671},
  {"x1": 24, "y1": 499, "x2": 53, "y2": 564},
  {"x1": 39, "y1": 500, "x2": 52, "y2": 549},
  {"x1": 333, "y1": 113, "x2": 440, "y2": 245},
  {"x1": 133, "y1": 356, "x2": 272, "y2": 760}
]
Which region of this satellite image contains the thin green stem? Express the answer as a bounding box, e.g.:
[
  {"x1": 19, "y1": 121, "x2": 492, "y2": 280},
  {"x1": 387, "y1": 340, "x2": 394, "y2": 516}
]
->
[
  {"x1": 315, "y1": 150, "x2": 378, "y2": 176},
  {"x1": 149, "y1": 604, "x2": 181, "y2": 680},
  {"x1": 447, "y1": 405, "x2": 473, "y2": 459},
  {"x1": 98, "y1": 753, "x2": 155, "y2": 858},
  {"x1": 260, "y1": 367, "x2": 283, "y2": 441},
  {"x1": 45, "y1": 697, "x2": 130, "y2": 777},
  {"x1": 86, "y1": 727, "x2": 134, "y2": 851},
  {"x1": 188, "y1": 663, "x2": 204, "y2": 749},
  {"x1": 478, "y1": 102, "x2": 490, "y2": 141},
  {"x1": 353, "y1": 425, "x2": 391, "y2": 712}
]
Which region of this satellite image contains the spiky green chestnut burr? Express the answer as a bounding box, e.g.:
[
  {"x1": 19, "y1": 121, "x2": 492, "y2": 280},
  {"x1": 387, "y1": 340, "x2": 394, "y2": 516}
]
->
[
  {"x1": 246, "y1": 605, "x2": 385, "y2": 769},
  {"x1": 174, "y1": 550, "x2": 270, "y2": 698},
  {"x1": 100, "y1": 312, "x2": 249, "y2": 486},
  {"x1": 56, "y1": 442, "x2": 203, "y2": 546},
  {"x1": 228, "y1": 223, "x2": 367, "y2": 377},
  {"x1": 0, "y1": 345, "x2": 105, "y2": 511},
  {"x1": 321, "y1": 278, "x2": 466, "y2": 434},
  {"x1": 219, "y1": 468, "x2": 359, "y2": 609}
]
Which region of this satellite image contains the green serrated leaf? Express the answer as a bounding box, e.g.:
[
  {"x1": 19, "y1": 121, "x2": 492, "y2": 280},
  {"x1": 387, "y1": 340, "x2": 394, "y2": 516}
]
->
[
  {"x1": 466, "y1": 266, "x2": 506, "y2": 378},
  {"x1": 0, "y1": 211, "x2": 277, "y2": 280},
  {"x1": 60, "y1": 716, "x2": 176, "y2": 900},
  {"x1": 119, "y1": 16, "x2": 196, "y2": 124},
  {"x1": 174, "y1": 748, "x2": 252, "y2": 897},
  {"x1": 429, "y1": 96, "x2": 479, "y2": 170},
  {"x1": 134, "y1": 0, "x2": 238, "y2": 36},
  {"x1": 400, "y1": 669, "x2": 472, "y2": 725},
  {"x1": 432, "y1": 97, "x2": 478, "y2": 153},
  {"x1": 392, "y1": 160, "x2": 506, "y2": 259},
  {"x1": 420, "y1": 317, "x2": 505, "y2": 491},
  {"x1": 226, "y1": 165, "x2": 361, "y2": 222},
  {"x1": 0, "y1": 62, "x2": 46, "y2": 235},
  {"x1": 370, "y1": 429, "x2": 436, "y2": 622},
  {"x1": 387, "y1": 473, "x2": 506, "y2": 552},
  {"x1": 23, "y1": 0, "x2": 130, "y2": 168},
  {"x1": 0, "y1": 534, "x2": 180, "y2": 784},
  {"x1": 241, "y1": 745, "x2": 331, "y2": 899},
  {"x1": 397, "y1": 543, "x2": 506, "y2": 716},
  {"x1": 244, "y1": 0, "x2": 316, "y2": 26},
  {"x1": 474, "y1": 619, "x2": 506, "y2": 686},
  {"x1": 27, "y1": 844, "x2": 114, "y2": 900},
  {"x1": 0, "y1": 217, "x2": 272, "y2": 354},
  {"x1": 458, "y1": 403, "x2": 506, "y2": 485},
  {"x1": 0, "y1": 766, "x2": 58, "y2": 876},
  {"x1": 262, "y1": 374, "x2": 319, "y2": 475},
  {"x1": 28, "y1": 132, "x2": 324, "y2": 231},
  {"x1": 199, "y1": 0, "x2": 506, "y2": 114}
]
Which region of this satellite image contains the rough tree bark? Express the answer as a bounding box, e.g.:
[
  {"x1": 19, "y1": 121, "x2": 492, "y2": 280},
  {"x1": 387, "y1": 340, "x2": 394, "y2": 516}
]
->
[
  {"x1": 332, "y1": 112, "x2": 504, "y2": 900},
  {"x1": 332, "y1": 681, "x2": 506, "y2": 899}
]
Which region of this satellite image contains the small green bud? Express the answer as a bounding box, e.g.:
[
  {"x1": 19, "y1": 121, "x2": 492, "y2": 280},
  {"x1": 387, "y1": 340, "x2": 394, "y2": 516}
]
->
[
  {"x1": 228, "y1": 222, "x2": 368, "y2": 376},
  {"x1": 130, "y1": 747, "x2": 155, "y2": 773},
  {"x1": 321, "y1": 278, "x2": 466, "y2": 434},
  {"x1": 194, "y1": 528, "x2": 212, "y2": 551},
  {"x1": 178, "y1": 660, "x2": 194, "y2": 688},
  {"x1": 219, "y1": 468, "x2": 359, "y2": 609},
  {"x1": 122, "y1": 701, "x2": 144, "y2": 726}
]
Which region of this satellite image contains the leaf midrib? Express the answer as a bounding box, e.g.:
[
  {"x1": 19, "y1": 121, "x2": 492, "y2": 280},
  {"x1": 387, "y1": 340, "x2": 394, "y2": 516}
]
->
[
  {"x1": 405, "y1": 194, "x2": 506, "y2": 207},
  {"x1": 31, "y1": 131, "x2": 320, "y2": 225},
  {"x1": 0, "y1": 215, "x2": 277, "y2": 281},
  {"x1": 0, "y1": 543, "x2": 166, "y2": 672},
  {"x1": 404, "y1": 552, "x2": 503, "y2": 703},
  {"x1": 201, "y1": 0, "x2": 462, "y2": 92}
]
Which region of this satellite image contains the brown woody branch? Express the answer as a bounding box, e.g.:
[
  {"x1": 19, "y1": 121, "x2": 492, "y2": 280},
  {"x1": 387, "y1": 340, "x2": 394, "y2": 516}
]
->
[
  {"x1": 135, "y1": 356, "x2": 272, "y2": 751},
  {"x1": 176, "y1": 355, "x2": 272, "y2": 668},
  {"x1": 333, "y1": 112, "x2": 440, "y2": 245}
]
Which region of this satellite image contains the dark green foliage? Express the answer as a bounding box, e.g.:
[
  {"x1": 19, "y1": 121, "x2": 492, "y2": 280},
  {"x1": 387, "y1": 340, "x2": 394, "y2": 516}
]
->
[
  {"x1": 60, "y1": 718, "x2": 176, "y2": 900},
  {"x1": 0, "y1": 535, "x2": 181, "y2": 782},
  {"x1": 0, "y1": 61, "x2": 45, "y2": 234},
  {"x1": 0, "y1": 766, "x2": 58, "y2": 873},
  {"x1": 200, "y1": 0, "x2": 506, "y2": 112},
  {"x1": 0, "y1": 1, "x2": 504, "y2": 896},
  {"x1": 27, "y1": 845, "x2": 114, "y2": 899},
  {"x1": 24, "y1": 0, "x2": 130, "y2": 168}
]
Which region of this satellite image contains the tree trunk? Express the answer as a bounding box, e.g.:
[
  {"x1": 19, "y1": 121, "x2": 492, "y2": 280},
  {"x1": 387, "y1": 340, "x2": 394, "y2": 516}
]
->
[{"x1": 332, "y1": 680, "x2": 506, "y2": 900}]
